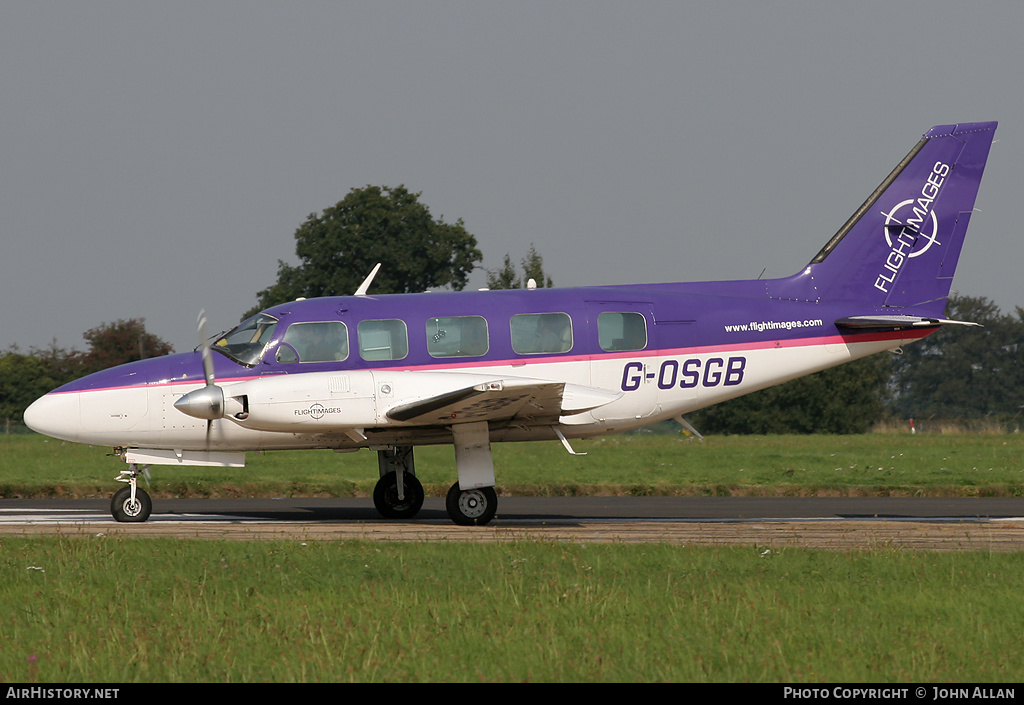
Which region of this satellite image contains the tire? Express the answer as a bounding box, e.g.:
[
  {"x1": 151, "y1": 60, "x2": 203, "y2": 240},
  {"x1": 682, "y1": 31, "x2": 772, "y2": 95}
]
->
[
  {"x1": 110, "y1": 486, "x2": 152, "y2": 523},
  {"x1": 372, "y1": 472, "x2": 425, "y2": 519},
  {"x1": 445, "y1": 482, "x2": 497, "y2": 526}
]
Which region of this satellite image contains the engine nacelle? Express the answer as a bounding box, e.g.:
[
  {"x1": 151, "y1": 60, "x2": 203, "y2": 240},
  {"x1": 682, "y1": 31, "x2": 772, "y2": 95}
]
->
[{"x1": 222, "y1": 370, "x2": 379, "y2": 433}]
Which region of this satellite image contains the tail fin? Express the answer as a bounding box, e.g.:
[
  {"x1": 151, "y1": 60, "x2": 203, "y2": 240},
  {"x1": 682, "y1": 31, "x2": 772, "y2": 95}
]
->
[{"x1": 768, "y1": 122, "x2": 997, "y2": 316}]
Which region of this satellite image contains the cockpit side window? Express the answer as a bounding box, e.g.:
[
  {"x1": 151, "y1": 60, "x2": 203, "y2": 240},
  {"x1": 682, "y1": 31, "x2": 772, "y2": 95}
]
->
[
  {"x1": 510, "y1": 312, "x2": 573, "y2": 354},
  {"x1": 358, "y1": 319, "x2": 409, "y2": 361},
  {"x1": 426, "y1": 316, "x2": 488, "y2": 358},
  {"x1": 277, "y1": 322, "x2": 349, "y2": 364},
  {"x1": 213, "y1": 313, "x2": 279, "y2": 366},
  {"x1": 598, "y1": 312, "x2": 647, "y2": 351}
]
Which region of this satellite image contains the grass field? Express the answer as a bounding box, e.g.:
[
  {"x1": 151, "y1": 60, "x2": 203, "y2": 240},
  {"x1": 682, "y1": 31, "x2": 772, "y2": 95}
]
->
[
  {"x1": 3, "y1": 431, "x2": 1024, "y2": 498},
  {"x1": 3, "y1": 431, "x2": 1024, "y2": 683},
  {"x1": 3, "y1": 537, "x2": 1023, "y2": 682}
]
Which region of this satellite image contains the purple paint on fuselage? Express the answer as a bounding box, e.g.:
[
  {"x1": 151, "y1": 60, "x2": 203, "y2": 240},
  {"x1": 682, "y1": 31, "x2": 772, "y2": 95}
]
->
[{"x1": 51, "y1": 279, "x2": 933, "y2": 397}]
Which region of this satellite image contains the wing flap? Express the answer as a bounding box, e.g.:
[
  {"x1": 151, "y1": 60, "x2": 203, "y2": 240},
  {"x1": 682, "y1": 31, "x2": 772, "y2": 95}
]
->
[{"x1": 385, "y1": 378, "x2": 622, "y2": 425}]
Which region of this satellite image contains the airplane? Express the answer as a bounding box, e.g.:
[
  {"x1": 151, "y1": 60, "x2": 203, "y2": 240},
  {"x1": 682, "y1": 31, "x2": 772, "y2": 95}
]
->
[{"x1": 24, "y1": 122, "x2": 998, "y2": 526}]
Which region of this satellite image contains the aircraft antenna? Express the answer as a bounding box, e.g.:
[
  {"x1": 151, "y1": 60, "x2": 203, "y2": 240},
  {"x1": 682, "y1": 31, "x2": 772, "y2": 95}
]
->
[{"x1": 355, "y1": 263, "x2": 382, "y2": 296}]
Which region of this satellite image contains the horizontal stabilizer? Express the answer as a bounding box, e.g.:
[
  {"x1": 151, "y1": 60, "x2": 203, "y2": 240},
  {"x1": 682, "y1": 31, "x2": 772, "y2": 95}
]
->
[{"x1": 835, "y1": 315, "x2": 981, "y2": 330}]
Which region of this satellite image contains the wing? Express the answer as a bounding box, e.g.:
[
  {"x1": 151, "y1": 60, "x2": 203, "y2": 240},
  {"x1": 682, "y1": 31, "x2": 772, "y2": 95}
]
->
[{"x1": 385, "y1": 378, "x2": 622, "y2": 425}]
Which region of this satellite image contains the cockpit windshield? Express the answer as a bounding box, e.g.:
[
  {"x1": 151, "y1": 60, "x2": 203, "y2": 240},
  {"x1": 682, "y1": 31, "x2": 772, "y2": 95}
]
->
[{"x1": 212, "y1": 313, "x2": 279, "y2": 366}]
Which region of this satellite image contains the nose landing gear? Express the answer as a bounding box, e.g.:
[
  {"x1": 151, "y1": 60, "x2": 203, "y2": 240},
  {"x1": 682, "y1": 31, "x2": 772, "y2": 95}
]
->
[{"x1": 111, "y1": 463, "x2": 152, "y2": 522}]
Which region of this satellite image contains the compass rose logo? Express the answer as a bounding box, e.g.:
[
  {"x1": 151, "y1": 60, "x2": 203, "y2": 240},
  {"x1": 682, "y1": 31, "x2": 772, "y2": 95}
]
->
[
  {"x1": 294, "y1": 403, "x2": 343, "y2": 419},
  {"x1": 881, "y1": 199, "x2": 941, "y2": 258}
]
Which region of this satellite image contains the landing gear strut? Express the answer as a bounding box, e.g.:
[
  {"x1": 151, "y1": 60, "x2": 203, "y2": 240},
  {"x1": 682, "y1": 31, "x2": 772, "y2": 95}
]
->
[
  {"x1": 373, "y1": 471, "x2": 425, "y2": 519},
  {"x1": 111, "y1": 463, "x2": 152, "y2": 522},
  {"x1": 447, "y1": 421, "x2": 498, "y2": 526},
  {"x1": 373, "y1": 446, "x2": 424, "y2": 519}
]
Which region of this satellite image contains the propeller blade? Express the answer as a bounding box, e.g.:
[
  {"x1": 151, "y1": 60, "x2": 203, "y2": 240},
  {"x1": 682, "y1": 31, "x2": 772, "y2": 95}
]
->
[{"x1": 198, "y1": 309, "x2": 216, "y2": 387}]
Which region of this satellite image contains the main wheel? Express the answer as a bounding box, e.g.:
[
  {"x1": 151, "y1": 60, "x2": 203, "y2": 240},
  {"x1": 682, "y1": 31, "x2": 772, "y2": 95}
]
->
[
  {"x1": 445, "y1": 482, "x2": 497, "y2": 526},
  {"x1": 110, "y1": 486, "x2": 152, "y2": 523},
  {"x1": 372, "y1": 472, "x2": 425, "y2": 519}
]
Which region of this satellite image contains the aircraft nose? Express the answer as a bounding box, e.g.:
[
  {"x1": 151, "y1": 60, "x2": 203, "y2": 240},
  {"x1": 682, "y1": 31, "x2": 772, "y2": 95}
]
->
[{"x1": 24, "y1": 392, "x2": 81, "y2": 442}]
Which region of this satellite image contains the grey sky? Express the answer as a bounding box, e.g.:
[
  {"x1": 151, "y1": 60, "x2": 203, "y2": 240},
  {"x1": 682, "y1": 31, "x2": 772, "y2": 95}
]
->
[{"x1": 3, "y1": 1, "x2": 1021, "y2": 354}]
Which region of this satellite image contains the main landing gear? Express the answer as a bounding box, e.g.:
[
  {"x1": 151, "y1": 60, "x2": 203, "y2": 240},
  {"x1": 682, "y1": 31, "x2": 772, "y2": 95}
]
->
[
  {"x1": 374, "y1": 422, "x2": 500, "y2": 526},
  {"x1": 445, "y1": 483, "x2": 497, "y2": 526},
  {"x1": 373, "y1": 447, "x2": 425, "y2": 519},
  {"x1": 369, "y1": 461, "x2": 499, "y2": 525}
]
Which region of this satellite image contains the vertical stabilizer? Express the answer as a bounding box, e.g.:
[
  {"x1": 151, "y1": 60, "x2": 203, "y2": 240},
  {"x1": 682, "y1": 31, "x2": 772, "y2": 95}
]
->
[{"x1": 768, "y1": 122, "x2": 996, "y2": 315}]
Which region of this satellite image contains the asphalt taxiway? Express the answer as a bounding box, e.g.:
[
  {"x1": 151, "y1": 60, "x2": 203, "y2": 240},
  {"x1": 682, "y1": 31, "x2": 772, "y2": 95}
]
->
[{"x1": 2, "y1": 496, "x2": 1023, "y2": 550}]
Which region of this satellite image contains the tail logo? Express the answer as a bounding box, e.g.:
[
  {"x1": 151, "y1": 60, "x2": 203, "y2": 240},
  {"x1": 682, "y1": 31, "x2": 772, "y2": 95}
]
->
[
  {"x1": 874, "y1": 161, "x2": 950, "y2": 293},
  {"x1": 882, "y1": 199, "x2": 940, "y2": 257}
]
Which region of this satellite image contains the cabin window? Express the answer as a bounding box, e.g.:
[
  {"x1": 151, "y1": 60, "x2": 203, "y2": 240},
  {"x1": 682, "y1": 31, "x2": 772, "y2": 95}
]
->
[
  {"x1": 598, "y1": 312, "x2": 647, "y2": 352},
  {"x1": 426, "y1": 316, "x2": 489, "y2": 358},
  {"x1": 277, "y1": 322, "x2": 349, "y2": 364},
  {"x1": 358, "y1": 319, "x2": 409, "y2": 361},
  {"x1": 510, "y1": 312, "x2": 573, "y2": 354},
  {"x1": 213, "y1": 313, "x2": 279, "y2": 366}
]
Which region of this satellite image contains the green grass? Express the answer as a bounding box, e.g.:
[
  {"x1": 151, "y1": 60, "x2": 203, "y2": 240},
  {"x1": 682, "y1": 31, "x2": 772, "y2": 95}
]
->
[
  {"x1": 4, "y1": 435, "x2": 1024, "y2": 683},
  {"x1": 2, "y1": 537, "x2": 1022, "y2": 682},
  {"x1": 4, "y1": 432, "x2": 1024, "y2": 498}
]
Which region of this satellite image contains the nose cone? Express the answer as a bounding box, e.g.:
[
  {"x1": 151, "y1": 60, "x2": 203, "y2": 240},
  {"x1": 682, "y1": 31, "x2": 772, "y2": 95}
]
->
[
  {"x1": 23, "y1": 352, "x2": 229, "y2": 444},
  {"x1": 24, "y1": 392, "x2": 82, "y2": 442}
]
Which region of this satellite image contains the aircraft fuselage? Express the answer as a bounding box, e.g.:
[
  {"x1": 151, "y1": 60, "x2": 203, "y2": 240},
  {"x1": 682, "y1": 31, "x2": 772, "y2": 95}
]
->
[{"x1": 25, "y1": 281, "x2": 929, "y2": 452}]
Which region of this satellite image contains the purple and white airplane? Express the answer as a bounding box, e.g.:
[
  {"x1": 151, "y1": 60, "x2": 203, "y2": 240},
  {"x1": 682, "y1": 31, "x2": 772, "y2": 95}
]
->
[{"x1": 25, "y1": 122, "x2": 998, "y2": 525}]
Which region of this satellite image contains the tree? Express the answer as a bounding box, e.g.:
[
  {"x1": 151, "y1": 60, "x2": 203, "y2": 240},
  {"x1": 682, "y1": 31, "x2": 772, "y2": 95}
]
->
[
  {"x1": 2, "y1": 321, "x2": 173, "y2": 428},
  {"x1": 79, "y1": 319, "x2": 174, "y2": 376},
  {"x1": 252, "y1": 185, "x2": 482, "y2": 313},
  {"x1": 691, "y1": 355, "x2": 892, "y2": 434},
  {"x1": 486, "y1": 244, "x2": 554, "y2": 289},
  {"x1": 0, "y1": 352, "x2": 61, "y2": 426},
  {"x1": 888, "y1": 295, "x2": 1024, "y2": 421}
]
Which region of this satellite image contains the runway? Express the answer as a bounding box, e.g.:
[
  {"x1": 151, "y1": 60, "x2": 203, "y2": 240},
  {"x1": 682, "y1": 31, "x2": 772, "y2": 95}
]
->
[{"x1": 2, "y1": 496, "x2": 1023, "y2": 550}]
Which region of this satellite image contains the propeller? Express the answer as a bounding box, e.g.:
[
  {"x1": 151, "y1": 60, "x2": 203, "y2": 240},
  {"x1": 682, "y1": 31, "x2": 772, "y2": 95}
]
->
[
  {"x1": 198, "y1": 310, "x2": 219, "y2": 391},
  {"x1": 173, "y1": 311, "x2": 226, "y2": 442}
]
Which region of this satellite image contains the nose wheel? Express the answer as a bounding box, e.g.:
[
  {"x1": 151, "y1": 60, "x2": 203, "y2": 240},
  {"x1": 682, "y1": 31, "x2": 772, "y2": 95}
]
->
[{"x1": 111, "y1": 463, "x2": 152, "y2": 522}]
